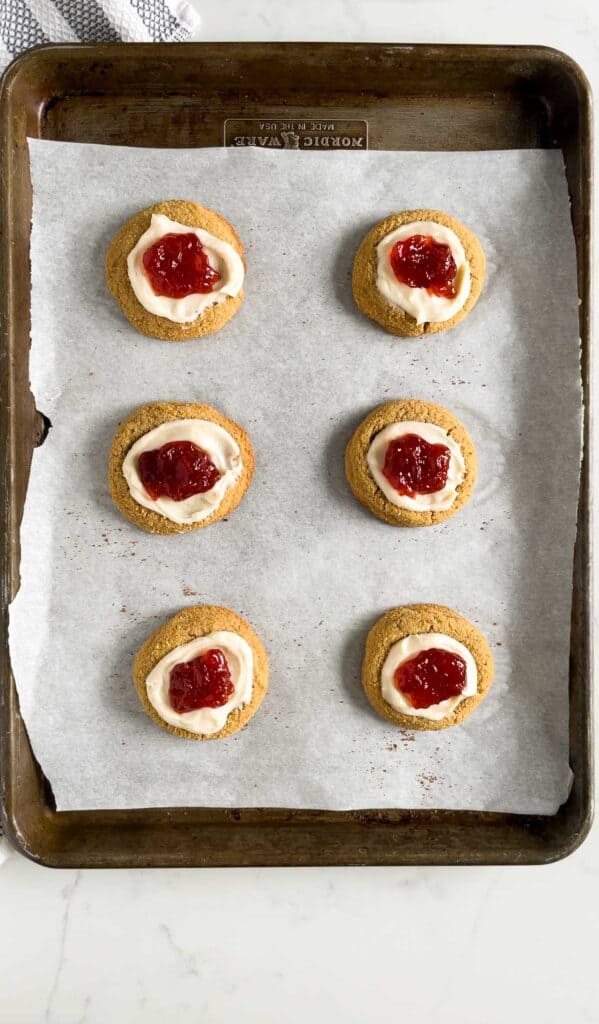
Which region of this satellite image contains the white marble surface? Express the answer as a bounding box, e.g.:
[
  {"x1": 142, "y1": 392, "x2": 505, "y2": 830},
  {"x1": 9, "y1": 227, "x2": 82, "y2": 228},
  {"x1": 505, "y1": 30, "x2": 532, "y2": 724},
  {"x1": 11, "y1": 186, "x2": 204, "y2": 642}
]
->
[{"x1": 1, "y1": 2, "x2": 598, "y2": 1021}]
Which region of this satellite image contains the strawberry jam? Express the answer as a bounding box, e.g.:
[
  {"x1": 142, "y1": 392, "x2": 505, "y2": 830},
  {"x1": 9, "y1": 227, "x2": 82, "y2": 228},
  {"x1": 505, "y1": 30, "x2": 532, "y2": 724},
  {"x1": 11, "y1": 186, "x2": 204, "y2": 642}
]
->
[
  {"x1": 390, "y1": 234, "x2": 457, "y2": 298},
  {"x1": 142, "y1": 232, "x2": 221, "y2": 298},
  {"x1": 383, "y1": 433, "x2": 450, "y2": 498},
  {"x1": 138, "y1": 441, "x2": 221, "y2": 502},
  {"x1": 169, "y1": 648, "x2": 234, "y2": 713},
  {"x1": 394, "y1": 648, "x2": 467, "y2": 709}
]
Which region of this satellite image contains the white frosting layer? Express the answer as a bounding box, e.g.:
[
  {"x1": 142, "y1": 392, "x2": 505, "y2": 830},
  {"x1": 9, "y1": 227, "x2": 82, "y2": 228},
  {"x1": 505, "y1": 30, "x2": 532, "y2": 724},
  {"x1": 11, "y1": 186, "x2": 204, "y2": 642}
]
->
[
  {"x1": 376, "y1": 220, "x2": 470, "y2": 324},
  {"x1": 367, "y1": 420, "x2": 465, "y2": 512},
  {"x1": 145, "y1": 631, "x2": 253, "y2": 736},
  {"x1": 127, "y1": 213, "x2": 245, "y2": 324},
  {"x1": 122, "y1": 419, "x2": 242, "y2": 526},
  {"x1": 381, "y1": 632, "x2": 477, "y2": 722}
]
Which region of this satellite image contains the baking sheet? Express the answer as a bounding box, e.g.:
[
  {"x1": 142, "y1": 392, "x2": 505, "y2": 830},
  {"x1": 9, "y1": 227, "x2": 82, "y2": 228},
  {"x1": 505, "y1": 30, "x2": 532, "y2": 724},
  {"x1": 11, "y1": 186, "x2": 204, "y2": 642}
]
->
[{"x1": 8, "y1": 140, "x2": 582, "y2": 813}]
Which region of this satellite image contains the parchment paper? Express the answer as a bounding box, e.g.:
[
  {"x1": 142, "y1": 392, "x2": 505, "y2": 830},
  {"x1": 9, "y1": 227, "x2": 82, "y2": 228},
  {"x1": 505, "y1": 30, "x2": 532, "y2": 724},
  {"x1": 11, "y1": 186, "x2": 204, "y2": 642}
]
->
[{"x1": 9, "y1": 140, "x2": 582, "y2": 813}]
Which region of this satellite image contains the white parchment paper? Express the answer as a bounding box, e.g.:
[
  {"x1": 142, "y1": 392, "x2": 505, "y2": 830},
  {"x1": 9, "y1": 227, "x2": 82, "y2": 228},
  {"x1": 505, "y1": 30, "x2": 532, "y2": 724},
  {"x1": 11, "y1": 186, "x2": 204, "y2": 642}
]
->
[{"x1": 9, "y1": 140, "x2": 582, "y2": 813}]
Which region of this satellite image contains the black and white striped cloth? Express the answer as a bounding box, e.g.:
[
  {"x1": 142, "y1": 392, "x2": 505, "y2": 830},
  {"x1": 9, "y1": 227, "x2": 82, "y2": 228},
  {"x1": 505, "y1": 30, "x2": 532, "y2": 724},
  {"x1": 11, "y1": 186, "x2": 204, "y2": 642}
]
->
[{"x1": 0, "y1": 0, "x2": 200, "y2": 71}]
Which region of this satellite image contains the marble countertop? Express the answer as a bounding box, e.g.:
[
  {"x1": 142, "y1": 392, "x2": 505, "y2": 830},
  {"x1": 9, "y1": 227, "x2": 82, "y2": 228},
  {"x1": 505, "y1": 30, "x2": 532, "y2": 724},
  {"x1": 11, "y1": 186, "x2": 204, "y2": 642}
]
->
[{"x1": 2, "y1": 2, "x2": 598, "y2": 1021}]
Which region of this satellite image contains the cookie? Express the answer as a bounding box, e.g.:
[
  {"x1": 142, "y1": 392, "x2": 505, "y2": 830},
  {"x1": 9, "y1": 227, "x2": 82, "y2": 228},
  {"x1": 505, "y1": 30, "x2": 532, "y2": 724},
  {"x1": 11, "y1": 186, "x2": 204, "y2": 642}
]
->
[
  {"x1": 108, "y1": 401, "x2": 254, "y2": 535},
  {"x1": 105, "y1": 200, "x2": 245, "y2": 341},
  {"x1": 362, "y1": 604, "x2": 494, "y2": 731},
  {"x1": 345, "y1": 399, "x2": 476, "y2": 527},
  {"x1": 352, "y1": 209, "x2": 486, "y2": 336},
  {"x1": 133, "y1": 605, "x2": 269, "y2": 740}
]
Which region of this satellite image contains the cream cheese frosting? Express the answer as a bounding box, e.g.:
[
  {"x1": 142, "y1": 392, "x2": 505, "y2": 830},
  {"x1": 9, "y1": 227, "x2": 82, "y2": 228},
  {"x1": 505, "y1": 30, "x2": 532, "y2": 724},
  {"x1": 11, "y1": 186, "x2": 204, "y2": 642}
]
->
[
  {"x1": 127, "y1": 213, "x2": 245, "y2": 324},
  {"x1": 145, "y1": 630, "x2": 253, "y2": 736},
  {"x1": 366, "y1": 420, "x2": 465, "y2": 512},
  {"x1": 376, "y1": 220, "x2": 470, "y2": 324},
  {"x1": 122, "y1": 418, "x2": 242, "y2": 526},
  {"x1": 381, "y1": 632, "x2": 477, "y2": 722}
]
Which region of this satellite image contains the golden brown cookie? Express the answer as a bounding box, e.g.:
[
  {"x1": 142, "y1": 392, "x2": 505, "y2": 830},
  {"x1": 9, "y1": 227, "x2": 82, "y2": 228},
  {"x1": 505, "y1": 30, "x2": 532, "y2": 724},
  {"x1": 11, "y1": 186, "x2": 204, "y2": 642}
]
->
[
  {"x1": 362, "y1": 604, "x2": 494, "y2": 731},
  {"x1": 105, "y1": 200, "x2": 245, "y2": 341},
  {"x1": 345, "y1": 399, "x2": 476, "y2": 527},
  {"x1": 133, "y1": 605, "x2": 269, "y2": 740},
  {"x1": 352, "y1": 209, "x2": 485, "y2": 336},
  {"x1": 108, "y1": 401, "x2": 254, "y2": 535}
]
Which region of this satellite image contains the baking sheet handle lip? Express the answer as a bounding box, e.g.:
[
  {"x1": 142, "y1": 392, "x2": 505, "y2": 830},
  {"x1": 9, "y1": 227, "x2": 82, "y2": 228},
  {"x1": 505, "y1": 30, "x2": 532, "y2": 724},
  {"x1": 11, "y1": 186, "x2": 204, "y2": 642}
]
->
[
  {"x1": 0, "y1": 40, "x2": 594, "y2": 99},
  {"x1": 1, "y1": 800, "x2": 594, "y2": 870}
]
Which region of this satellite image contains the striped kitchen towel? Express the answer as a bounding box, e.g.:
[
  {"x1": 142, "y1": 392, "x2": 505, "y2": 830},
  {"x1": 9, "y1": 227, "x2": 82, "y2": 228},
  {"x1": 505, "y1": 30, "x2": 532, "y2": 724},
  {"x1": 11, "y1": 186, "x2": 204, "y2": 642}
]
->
[{"x1": 0, "y1": 0, "x2": 200, "y2": 72}]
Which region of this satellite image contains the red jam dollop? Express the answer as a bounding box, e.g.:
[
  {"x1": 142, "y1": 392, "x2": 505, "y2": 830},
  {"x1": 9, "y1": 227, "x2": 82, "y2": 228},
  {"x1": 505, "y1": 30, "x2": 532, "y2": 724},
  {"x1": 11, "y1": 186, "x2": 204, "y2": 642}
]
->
[
  {"x1": 138, "y1": 440, "x2": 221, "y2": 502},
  {"x1": 394, "y1": 648, "x2": 467, "y2": 709},
  {"x1": 382, "y1": 433, "x2": 450, "y2": 498},
  {"x1": 142, "y1": 232, "x2": 221, "y2": 298},
  {"x1": 169, "y1": 648, "x2": 234, "y2": 713},
  {"x1": 390, "y1": 234, "x2": 457, "y2": 298}
]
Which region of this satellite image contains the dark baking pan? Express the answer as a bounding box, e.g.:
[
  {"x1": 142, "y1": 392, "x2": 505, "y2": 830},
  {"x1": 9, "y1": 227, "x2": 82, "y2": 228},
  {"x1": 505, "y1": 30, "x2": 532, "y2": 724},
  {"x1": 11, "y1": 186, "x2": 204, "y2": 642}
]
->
[{"x1": 0, "y1": 43, "x2": 592, "y2": 867}]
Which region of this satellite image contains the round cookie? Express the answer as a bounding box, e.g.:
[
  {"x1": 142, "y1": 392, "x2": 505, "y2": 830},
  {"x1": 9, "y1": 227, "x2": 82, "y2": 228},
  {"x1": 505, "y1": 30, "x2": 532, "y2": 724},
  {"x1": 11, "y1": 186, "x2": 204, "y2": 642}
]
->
[
  {"x1": 108, "y1": 401, "x2": 254, "y2": 535},
  {"x1": 352, "y1": 209, "x2": 485, "y2": 337},
  {"x1": 362, "y1": 604, "x2": 494, "y2": 731},
  {"x1": 106, "y1": 200, "x2": 245, "y2": 341},
  {"x1": 345, "y1": 399, "x2": 476, "y2": 527},
  {"x1": 133, "y1": 605, "x2": 269, "y2": 740}
]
